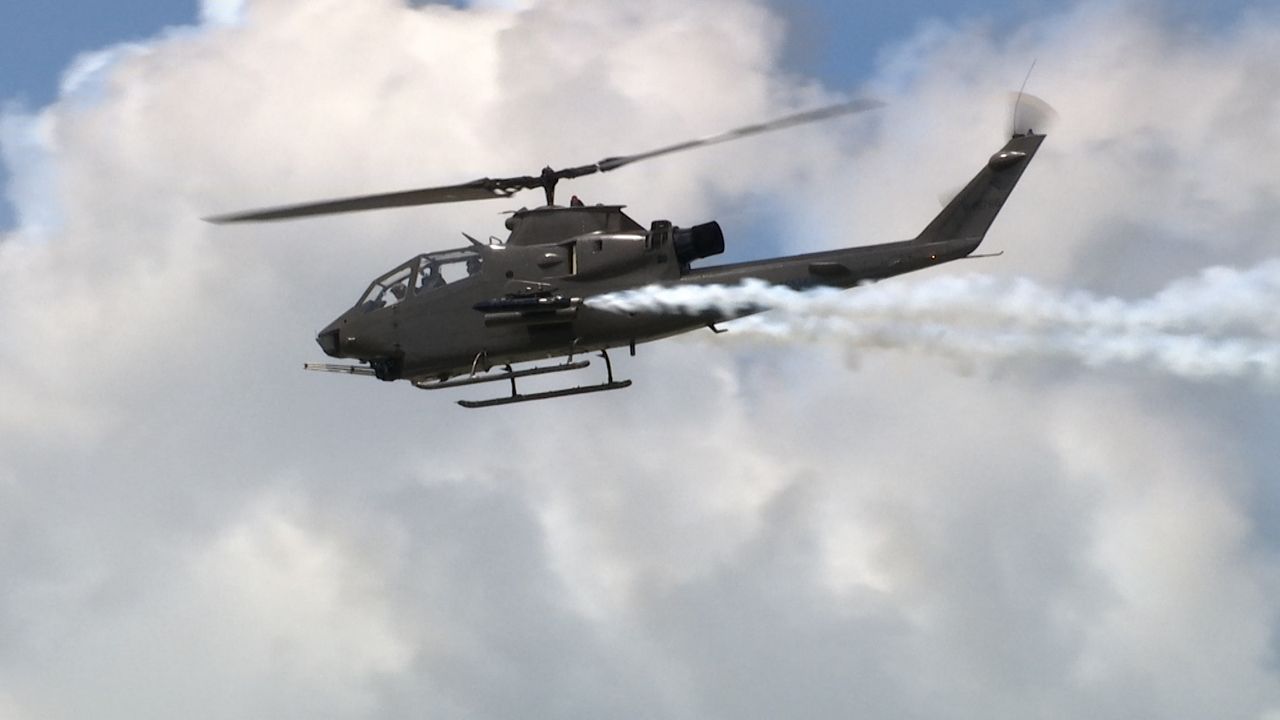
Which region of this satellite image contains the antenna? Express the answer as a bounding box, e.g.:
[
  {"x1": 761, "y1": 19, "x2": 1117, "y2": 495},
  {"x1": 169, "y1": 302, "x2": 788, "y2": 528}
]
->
[{"x1": 1011, "y1": 59, "x2": 1038, "y2": 137}]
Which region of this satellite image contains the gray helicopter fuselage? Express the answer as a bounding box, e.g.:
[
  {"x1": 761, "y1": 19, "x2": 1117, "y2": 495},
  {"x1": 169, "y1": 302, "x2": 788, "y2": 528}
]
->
[{"x1": 319, "y1": 131, "x2": 1045, "y2": 382}]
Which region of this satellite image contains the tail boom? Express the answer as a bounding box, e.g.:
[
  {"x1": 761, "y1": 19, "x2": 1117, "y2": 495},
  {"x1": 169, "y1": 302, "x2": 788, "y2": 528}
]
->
[{"x1": 680, "y1": 131, "x2": 1046, "y2": 292}]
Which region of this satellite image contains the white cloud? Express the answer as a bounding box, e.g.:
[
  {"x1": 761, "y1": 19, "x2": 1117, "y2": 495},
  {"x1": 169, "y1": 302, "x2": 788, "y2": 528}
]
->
[{"x1": 2, "y1": 0, "x2": 1279, "y2": 718}]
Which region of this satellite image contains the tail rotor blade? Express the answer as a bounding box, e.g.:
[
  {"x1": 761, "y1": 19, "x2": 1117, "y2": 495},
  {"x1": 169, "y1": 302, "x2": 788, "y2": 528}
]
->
[{"x1": 1008, "y1": 91, "x2": 1058, "y2": 137}]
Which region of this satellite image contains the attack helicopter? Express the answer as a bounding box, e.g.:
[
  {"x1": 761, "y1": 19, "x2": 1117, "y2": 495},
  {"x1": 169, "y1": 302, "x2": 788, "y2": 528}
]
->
[{"x1": 208, "y1": 96, "x2": 1048, "y2": 408}]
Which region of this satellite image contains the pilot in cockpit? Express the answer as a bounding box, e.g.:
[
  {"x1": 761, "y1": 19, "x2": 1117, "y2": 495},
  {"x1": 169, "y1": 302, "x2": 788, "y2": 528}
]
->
[{"x1": 418, "y1": 263, "x2": 446, "y2": 292}]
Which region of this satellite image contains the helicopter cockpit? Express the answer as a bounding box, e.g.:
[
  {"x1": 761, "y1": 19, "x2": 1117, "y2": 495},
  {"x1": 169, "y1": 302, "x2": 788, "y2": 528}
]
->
[{"x1": 357, "y1": 248, "x2": 483, "y2": 312}]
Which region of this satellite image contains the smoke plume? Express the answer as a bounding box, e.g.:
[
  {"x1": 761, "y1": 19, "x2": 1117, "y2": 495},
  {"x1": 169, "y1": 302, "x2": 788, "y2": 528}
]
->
[{"x1": 589, "y1": 260, "x2": 1280, "y2": 382}]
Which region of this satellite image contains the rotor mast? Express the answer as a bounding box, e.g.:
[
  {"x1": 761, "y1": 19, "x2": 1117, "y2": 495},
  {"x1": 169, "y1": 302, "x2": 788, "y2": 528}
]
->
[{"x1": 540, "y1": 167, "x2": 557, "y2": 206}]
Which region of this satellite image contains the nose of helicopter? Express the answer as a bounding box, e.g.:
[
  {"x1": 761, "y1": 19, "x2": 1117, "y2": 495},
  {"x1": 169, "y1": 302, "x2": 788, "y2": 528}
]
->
[{"x1": 316, "y1": 322, "x2": 342, "y2": 357}]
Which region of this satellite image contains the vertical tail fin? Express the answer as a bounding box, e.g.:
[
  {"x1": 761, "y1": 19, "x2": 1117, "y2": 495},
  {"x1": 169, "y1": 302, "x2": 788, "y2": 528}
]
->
[{"x1": 914, "y1": 132, "x2": 1046, "y2": 246}]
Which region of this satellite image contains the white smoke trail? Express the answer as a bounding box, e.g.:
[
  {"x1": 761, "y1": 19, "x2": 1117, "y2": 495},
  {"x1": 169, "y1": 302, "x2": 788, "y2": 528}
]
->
[{"x1": 587, "y1": 260, "x2": 1280, "y2": 383}]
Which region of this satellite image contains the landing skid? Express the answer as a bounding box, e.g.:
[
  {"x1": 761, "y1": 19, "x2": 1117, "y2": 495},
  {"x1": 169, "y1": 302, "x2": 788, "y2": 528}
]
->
[
  {"x1": 457, "y1": 380, "x2": 632, "y2": 409},
  {"x1": 426, "y1": 350, "x2": 631, "y2": 408}
]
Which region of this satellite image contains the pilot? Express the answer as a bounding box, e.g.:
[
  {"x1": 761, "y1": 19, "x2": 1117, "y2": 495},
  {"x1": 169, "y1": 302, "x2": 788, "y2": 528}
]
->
[
  {"x1": 466, "y1": 257, "x2": 482, "y2": 275},
  {"x1": 419, "y1": 264, "x2": 446, "y2": 291}
]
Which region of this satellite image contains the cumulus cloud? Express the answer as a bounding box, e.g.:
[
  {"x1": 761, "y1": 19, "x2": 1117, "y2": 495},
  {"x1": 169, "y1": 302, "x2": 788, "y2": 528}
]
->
[{"x1": 2, "y1": 1, "x2": 1279, "y2": 718}]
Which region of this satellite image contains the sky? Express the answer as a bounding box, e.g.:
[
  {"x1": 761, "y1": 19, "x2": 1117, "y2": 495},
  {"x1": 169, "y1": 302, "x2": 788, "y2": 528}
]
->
[
  {"x1": 0, "y1": 0, "x2": 1259, "y2": 228},
  {"x1": 2, "y1": 1, "x2": 1280, "y2": 719}
]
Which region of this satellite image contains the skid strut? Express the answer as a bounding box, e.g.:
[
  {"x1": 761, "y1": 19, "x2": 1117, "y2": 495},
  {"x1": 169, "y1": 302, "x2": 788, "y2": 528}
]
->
[
  {"x1": 446, "y1": 349, "x2": 631, "y2": 409},
  {"x1": 413, "y1": 360, "x2": 590, "y2": 390}
]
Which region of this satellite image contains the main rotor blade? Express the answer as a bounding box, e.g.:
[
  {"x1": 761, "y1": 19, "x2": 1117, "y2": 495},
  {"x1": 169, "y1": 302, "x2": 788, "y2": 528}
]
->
[
  {"x1": 204, "y1": 176, "x2": 538, "y2": 223},
  {"x1": 593, "y1": 97, "x2": 884, "y2": 172},
  {"x1": 205, "y1": 96, "x2": 883, "y2": 223}
]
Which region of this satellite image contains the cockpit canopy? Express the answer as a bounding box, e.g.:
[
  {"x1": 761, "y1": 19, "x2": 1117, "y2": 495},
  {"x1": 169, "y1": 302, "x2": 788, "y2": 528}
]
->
[
  {"x1": 356, "y1": 207, "x2": 646, "y2": 312},
  {"x1": 358, "y1": 248, "x2": 482, "y2": 312}
]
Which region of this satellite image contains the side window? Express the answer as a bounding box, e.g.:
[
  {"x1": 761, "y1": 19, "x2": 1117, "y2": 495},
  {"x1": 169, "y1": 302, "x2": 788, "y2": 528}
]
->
[{"x1": 414, "y1": 252, "x2": 484, "y2": 294}]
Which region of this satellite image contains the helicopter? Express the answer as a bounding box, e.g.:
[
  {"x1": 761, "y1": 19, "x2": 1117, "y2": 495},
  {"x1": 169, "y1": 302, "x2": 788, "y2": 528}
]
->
[{"x1": 208, "y1": 96, "x2": 1048, "y2": 408}]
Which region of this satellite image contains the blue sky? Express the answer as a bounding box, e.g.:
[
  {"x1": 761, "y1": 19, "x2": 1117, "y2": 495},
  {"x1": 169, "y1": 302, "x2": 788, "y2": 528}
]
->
[
  {"x1": 0, "y1": 2, "x2": 197, "y2": 107},
  {"x1": 0, "y1": 0, "x2": 1260, "y2": 106},
  {"x1": 5, "y1": 1, "x2": 1021, "y2": 104},
  {"x1": 0, "y1": 2, "x2": 196, "y2": 229}
]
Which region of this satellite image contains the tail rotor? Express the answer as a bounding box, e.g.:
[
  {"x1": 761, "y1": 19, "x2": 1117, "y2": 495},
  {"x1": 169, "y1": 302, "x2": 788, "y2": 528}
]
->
[{"x1": 1008, "y1": 61, "x2": 1058, "y2": 137}]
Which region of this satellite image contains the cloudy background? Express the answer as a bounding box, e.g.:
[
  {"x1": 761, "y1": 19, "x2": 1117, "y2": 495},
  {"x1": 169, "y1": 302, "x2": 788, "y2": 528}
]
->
[{"x1": 3, "y1": 0, "x2": 1280, "y2": 718}]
